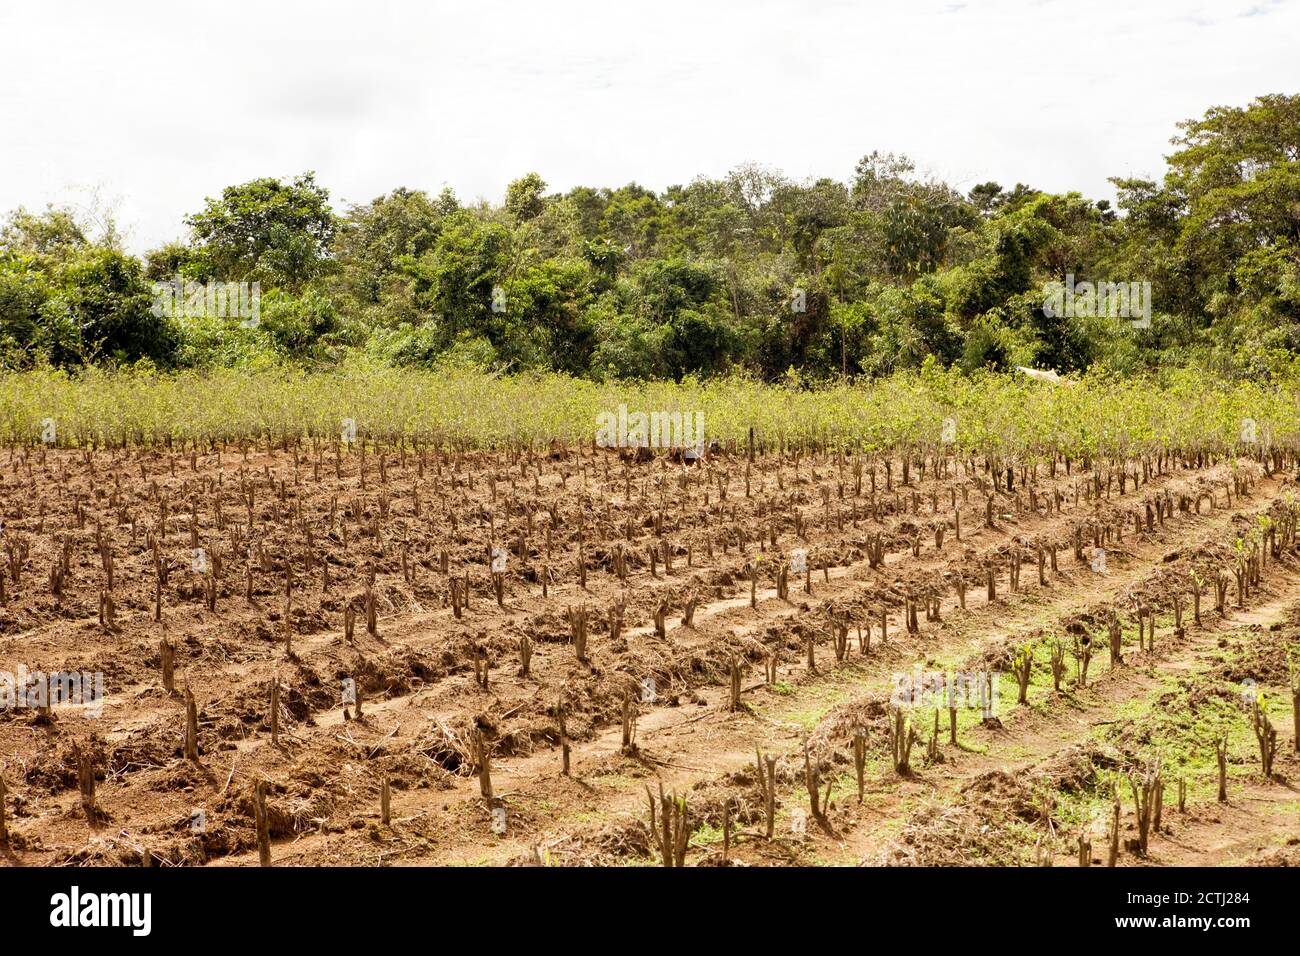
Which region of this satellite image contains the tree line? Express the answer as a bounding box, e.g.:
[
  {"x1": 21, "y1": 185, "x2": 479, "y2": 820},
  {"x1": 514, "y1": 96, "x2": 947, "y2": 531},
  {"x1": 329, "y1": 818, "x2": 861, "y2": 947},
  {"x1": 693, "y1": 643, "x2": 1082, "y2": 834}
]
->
[{"x1": 1, "y1": 94, "x2": 1296, "y2": 381}]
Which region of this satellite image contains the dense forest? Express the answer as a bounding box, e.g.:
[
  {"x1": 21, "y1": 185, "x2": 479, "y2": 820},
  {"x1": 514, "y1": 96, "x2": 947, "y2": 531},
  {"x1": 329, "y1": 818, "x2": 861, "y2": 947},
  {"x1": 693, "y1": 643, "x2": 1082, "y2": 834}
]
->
[{"x1": 2, "y1": 94, "x2": 1297, "y2": 382}]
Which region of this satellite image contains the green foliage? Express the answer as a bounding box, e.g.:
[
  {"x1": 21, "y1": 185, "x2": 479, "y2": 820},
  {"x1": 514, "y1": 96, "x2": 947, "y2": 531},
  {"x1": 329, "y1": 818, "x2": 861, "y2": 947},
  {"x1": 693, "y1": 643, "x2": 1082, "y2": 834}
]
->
[
  {"x1": 3, "y1": 364, "x2": 1295, "y2": 461},
  {"x1": 0, "y1": 256, "x2": 55, "y2": 366},
  {"x1": 333, "y1": 187, "x2": 448, "y2": 309},
  {"x1": 184, "y1": 172, "x2": 337, "y2": 288},
  {"x1": 54, "y1": 248, "x2": 179, "y2": 365},
  {"x1": 504, "y1": 172, "x2": 549, "y2": 222},
  {"x1": 0, "y1": 206, "x2": 88, "y2": 271},
  {"x1": 3, "y1": 95, "x2": 1299, "y2": 381}
]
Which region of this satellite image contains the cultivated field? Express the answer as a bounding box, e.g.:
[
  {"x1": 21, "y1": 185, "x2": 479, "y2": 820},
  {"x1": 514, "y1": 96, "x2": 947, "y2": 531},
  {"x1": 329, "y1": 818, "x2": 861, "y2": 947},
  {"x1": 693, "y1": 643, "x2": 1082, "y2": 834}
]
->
[{"x1": 0, "y1": 368, "x2": 1298, "y2": 867}]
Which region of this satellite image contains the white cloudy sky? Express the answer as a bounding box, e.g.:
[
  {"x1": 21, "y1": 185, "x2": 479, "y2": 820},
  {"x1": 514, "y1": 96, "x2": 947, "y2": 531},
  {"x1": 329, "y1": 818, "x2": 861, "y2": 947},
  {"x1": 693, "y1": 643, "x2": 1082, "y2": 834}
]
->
[{"x1": 1, "y1": 0, "x2": 1296, "y2": 252}]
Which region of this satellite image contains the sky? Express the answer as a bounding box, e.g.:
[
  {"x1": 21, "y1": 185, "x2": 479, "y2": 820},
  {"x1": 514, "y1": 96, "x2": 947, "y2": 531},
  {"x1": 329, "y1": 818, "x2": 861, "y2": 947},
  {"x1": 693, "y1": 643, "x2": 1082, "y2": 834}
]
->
[{"x1": 1, "y1": 0, "x2": 1297, "y2": 253}]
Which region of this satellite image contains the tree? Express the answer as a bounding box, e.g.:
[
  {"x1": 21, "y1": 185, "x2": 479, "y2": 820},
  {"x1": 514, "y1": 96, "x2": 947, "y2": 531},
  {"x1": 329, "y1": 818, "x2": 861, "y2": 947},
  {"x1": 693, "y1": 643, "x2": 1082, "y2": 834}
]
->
[
  {"x1": 850, "y1": 151, "x2": 977, "y2": 280},
  {"x1": 143, "y1": 241, "x2": 195, "y2": 282},
  {"x1": 0, "y1": 206, "x2": 88, "y2": 272},
  {"x1": 335, "y1": 188, "x2": 446, "y2": 306},
  {"x1": 0, "y1": 256, "x2": 55, "y2": 366},
  {"x1": 778, "y1": 177, "x2": 850, "y2": 272},
  {"x1": 1158, "y1": 95, "x2": 1300, "y2": 364},
  {"x1": 506, "y1": 259, "x2": 597, "y2": 375},
  {"x1": 55, "y1": 248, "x2": 178, "y2": 365},
  {"x1": 185, "y1": 172, "x2": 337, "y2": 288},
  {"x1": 505, "y1": 173, "x2": 549, "y2": 222},
  {"x1": 1166, "y1": 95, "x2": 1300, "y2": 283},
  {"x1": 404, "y1": 211, "x2": 514, "y2": 357},
  {"x1": 969, "y1": 182, "x2": 1005, "y2": 216}
]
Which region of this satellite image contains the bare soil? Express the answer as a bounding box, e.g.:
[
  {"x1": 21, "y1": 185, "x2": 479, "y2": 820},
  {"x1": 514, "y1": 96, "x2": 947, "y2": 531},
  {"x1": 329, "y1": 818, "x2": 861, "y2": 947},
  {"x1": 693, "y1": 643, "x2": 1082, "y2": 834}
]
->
[{"x1": 1, "y1": 442, "x2": 1296, "y2": 867}]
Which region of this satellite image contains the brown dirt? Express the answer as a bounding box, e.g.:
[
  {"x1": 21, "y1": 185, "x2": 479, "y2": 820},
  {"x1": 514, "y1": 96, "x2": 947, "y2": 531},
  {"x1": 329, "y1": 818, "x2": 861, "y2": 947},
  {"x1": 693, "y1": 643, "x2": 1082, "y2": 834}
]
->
[{"x1": 1, "y1": 442, "x2": 1296, "y2": 867}]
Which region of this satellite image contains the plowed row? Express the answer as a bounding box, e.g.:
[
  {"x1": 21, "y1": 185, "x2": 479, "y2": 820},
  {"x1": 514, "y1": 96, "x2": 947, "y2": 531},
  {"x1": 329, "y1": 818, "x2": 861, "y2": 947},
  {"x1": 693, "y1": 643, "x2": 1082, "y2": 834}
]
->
[{"x1": 0, "y1": 440, "x2": 1296, "y2": 867}]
